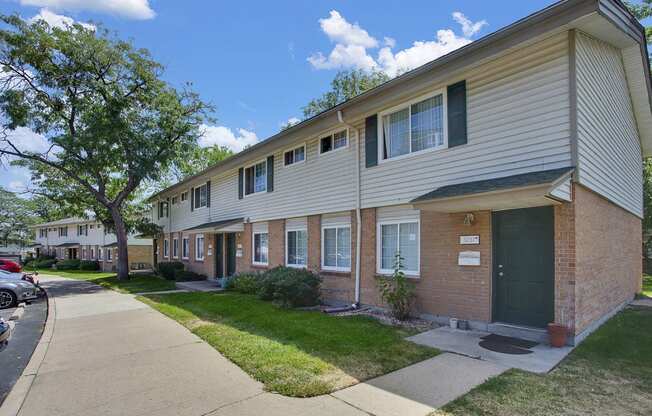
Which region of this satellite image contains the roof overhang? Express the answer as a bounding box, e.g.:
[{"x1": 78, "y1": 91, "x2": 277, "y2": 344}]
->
[
  {"x1": 183, "y1": 218, "x2": 245, "y2": 234},
  {"x1": 102, "y1": 242, "x2": 118, "y2": 248},
  {"x1": 411, "y1": 168, "x2": 574, "y2": 213},
  {"x1": 55, "y1": 242, "x2": 80, "y2": 248}
]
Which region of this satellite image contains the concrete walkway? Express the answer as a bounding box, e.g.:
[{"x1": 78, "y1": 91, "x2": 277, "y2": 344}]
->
[{"x1": 2, "y1": 276, "x2": 505, "y2": 416}]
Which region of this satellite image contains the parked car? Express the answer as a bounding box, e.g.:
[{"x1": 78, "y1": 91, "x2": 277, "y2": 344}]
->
[
  {"x1": 0, "y1": 259, "x2": 21, "y2": 273},
  {"x1": 0, "y1": 318, "x2": 10, "y2": 345},
  {"x1": 0, "y1": 269, "x2": 39, "y2": 287},
  {"x1": 0, "y1": 280, "x2": 37, "y2": 309}
]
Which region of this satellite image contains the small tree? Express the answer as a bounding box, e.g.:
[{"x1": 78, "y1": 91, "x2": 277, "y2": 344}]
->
[
  {"x1": 376, "y1": 254, "x2": 416, "y2": 321},
  {"x1": 0, "y1": 16, "x2": 209, "y2": 280}
]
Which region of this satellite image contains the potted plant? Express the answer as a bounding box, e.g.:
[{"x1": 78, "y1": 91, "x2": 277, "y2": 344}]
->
[{"x1": 547, "y1": 323, "x2": 568, "y2": 347}]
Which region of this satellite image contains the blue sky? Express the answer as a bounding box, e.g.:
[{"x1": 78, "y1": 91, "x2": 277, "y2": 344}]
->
[{"x1": 0, "y1": 0, "x2": 559, "y2": 192}]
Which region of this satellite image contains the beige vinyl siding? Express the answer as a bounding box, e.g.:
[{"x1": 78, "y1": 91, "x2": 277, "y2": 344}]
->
[
  {"x1": 575, "y1": 32, "x2": 643, "y2": 218},
  {"x1": 360, "y1": 32, "x2": 572, "y2": 208},
  {"x1": 550, "y1": 177, "x2": 572, "y2": 202}
]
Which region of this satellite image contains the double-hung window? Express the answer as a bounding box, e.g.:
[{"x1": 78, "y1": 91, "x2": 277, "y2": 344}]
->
[
  {"x1": 322, "y1": 225, "x2": 351, "y2": 271},
  {"x1": 377, "y1": 221, "x2": 419, "y2": 276},
  {"x1": 253, "y1": 232, "x2": 269, "y2": 265},
  {"x1": 286, "y1": 228, "x2": 307, "y2": 268},
  {"x1": 380, "y1": 92, "x2": 446, "y2": 160},
  {"x1": 59, "y1": 227, "x2": 68, "y2": 237},
  {"x1": 284, "y1": 145, "x2": 306, "y2": 166},
  {"x1": 182, "y1": 237, "x2": 189, "y2": 259},
  {"x1": 320, "y1": 130, "x2": 348, "y2": 154},
  {"x1": 91, "y1": 248, "x2": 95, "y2": 259},
  {"x1": 107, "y1": 248, "x2": 113, "y2": 261},
  {"x1": 245, "y1": 160, "x2": 267, "y2": 195},
  {"x1": 181, "y1": 191, "x2": 188, "y2": 202},
  {"x1": 163, "y1": 239, "x2": 169, "y2": 258},
  {"x1": 194, "y1": 184, "x2": 208, "y2": 209},
  {"x1": 172, "y1": 238, "x2": 179, "y2": 258},
  {"x1": 39, "y1": 229, "x2": 46, "y2": 238},
  {"x1": 195, "y1": 234, "x2": 205, "y2": 260}
]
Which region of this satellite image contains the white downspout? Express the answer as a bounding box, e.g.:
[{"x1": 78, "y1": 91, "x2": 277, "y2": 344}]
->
[{"x1": 338, "y1": 110, "x2": 362, "y2": 307}]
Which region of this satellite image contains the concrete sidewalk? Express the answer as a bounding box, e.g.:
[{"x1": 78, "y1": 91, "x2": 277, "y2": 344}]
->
[{"x1": 2, "y1": 276, "x2": 505, "y2": 416}]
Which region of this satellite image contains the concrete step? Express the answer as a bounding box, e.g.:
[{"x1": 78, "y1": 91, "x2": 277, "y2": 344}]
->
[{"x1": 487, "y1": 322, "x2": 549, "y2": 344}]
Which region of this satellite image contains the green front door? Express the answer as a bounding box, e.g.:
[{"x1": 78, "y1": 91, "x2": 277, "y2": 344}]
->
[{"x1": 492, "y1": 206, "x2": 554, "y2": 328}]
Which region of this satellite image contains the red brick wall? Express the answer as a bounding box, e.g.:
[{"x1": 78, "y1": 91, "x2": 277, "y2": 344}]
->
[
  {"x1": 554, "y1": 196, "x2": 577, "y2": 331},
  {"x1": 573, "y1": 184, "x2": 641, "y2": 335},
  {"x1": 268, "y1": 220, "x2": 285, "y2": 267},
  {"x1": 237, "y1": 224, "x2": 253, "y2": 273},
  {"x1": 307, "y1": 215, "x2": 321, "y2": 272}
]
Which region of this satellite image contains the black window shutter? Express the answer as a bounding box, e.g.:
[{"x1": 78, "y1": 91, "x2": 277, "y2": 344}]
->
[
  {"x1": 266, "y1": 155, "x2": 274, "y2": 192},
  {"x1": 365, "y1": 115, "x2": 378, "y2": 168},
  {"x1": 190, "y1": 187, "x2": 194, "y2": 211},
  {"x1": 206, "y1": 181, "x2": 211, "y2": 207},
  {"x1": 447, "y1": 80, "x2": 467, "y2": 148},
  {"x1": 238, "y1": 168, "x2": 244, "y2": 199}
]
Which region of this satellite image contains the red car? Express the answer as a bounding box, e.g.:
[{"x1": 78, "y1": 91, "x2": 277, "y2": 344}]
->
[{"x1": 0, "y1": 260, "x2": 22, "y2": 273}]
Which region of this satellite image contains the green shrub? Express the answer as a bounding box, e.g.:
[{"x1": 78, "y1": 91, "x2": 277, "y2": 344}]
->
[
  {"x1": 174, "y1": 270, "x2": 205, "y2": 281},
  {"x1": 56, "y1": 259, "x2": 81, "y2": 270},
  {"x1": 376, "y1": 255, "x2": 415, "y2": 321},
  {"x1": 258, "y1": 266, "x2": 321, "y2": 308},
  {"x1": 34, "y1": 259, "x2": 56, "y2": 269},
  {"x1": 157, "y1": 261, "x2": 185, "y2": 280},
  {"x1": 79, "y1": 260, "x2": 100, "y2": 271},
  {"x1": 225, "y1": 272, "x2": 263, "y2": 294}
]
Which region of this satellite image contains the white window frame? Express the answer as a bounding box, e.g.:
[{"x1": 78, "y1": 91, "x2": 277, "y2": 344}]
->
[
  {"x1": 171, "y1": 195, "x2": 179, "y2": 205},
  {"x1": 285, "y1": 227, "x2": 308, "y2": 268},
  {"x1": 319, "y1": 128, "x2": 349, "y2": 155},
  {"x1": 98, "y1": 248, "x2": 103, "y2": 261},
  {"x1": 163, "y1": 239, "x2": 169, "y2": 258},
  {"x1": 107, "y1": 248, "x2": 113, "y2": 262},
  {"x1": 172, "y1": 237, "x2": 179, "y2": 259},
  {"x1": 195, "y1": 234, "x2": 205, "y2": 261},
  {"x1": 243, "y1": 159, "x2": 267, "y2": 196},
  {"x1": 182, "y1": 237, "x2": 189, "y2": 259},
  {"x1": 58, "y1": 227, "x2": 68, "y2": 237},
  {"x1": 377, "y1": 89, "x2": 448, "y2": 164},
  {"x1": 180, "y1": 191, "x2": 188, "y2": 203},
  {"x1": 376, "y1": 219, "x2": 420, "y2": 277},
  {"x1": 321, "y1": 224, "x2": 351, "y2": 272},
  {"x1": 284, "y1": 144, "x2": 306, "y2": 167},
  {"x1": 193, "y1": 183, "x2": 208, "y2": 210},
  {"x1": 90, "y1": 247, "x2": 95, "y2": 260},
  {"x1": 252, "y1": 231, "x2": 269, "y2": 266}
]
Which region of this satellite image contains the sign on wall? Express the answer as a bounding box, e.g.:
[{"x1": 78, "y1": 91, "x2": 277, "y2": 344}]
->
[
  {"x1": 458, "y1": 251, "x2": 481, "y2": 266},
  {"x1": 460, "y1": 235, "x2": 480, "y2": 245}
]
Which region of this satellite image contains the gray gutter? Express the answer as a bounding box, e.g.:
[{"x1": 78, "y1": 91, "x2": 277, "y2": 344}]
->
[{"x1": 149, "y1": 0, "x2": 645, "y2": 201}]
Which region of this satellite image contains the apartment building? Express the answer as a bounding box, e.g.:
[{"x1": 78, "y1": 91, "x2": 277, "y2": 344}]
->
[
  {"x1": 32, "y1": 217, "x2": 153, "y2": 272},
  {"x1": 149, "y1": 0, "x2": 650, "y2": 344}
]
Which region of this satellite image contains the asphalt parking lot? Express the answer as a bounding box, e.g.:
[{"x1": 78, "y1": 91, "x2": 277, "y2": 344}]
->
[{"x1": 0, "y1": 296, "x2": 47, "y2": 406}]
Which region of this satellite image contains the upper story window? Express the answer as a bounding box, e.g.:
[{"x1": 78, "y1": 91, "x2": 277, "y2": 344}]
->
[
  {"x1": 180, "y1": 191, "x2": 188, "y2": 202},
  {"x1": 320, "y1": 130, "x2": 348, "y2": 154},
  {"x1": 284, "y1": 145, "x2": 306, "y2": 166},
  {"x1": 39, "y1": 229, "x2": 47, "y2": 238},
  {"x1": 77, "y1": 225, "x2": 88, "y2": 236},
  {"x1": 194, "y1": 183, "x2": 208, "y2": 209},
  {"x1": 171, "y1": 195, "x2": 178, "y2": 205},
  {"x1": 58, "y1": 227, "x2": 68, "y2": 237},
  {"x1": 245, "y1": 160, "x2": 267, "y2": 195},
  {"x1": 158, "y1": 201, "x2": 169, "y2": 218},
  {"x1": 380, "y1": 92, "x2": 446, "y2": 160}
]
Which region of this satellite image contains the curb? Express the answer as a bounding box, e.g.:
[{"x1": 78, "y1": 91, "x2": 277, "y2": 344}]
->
[{"x1": 0, "y1": 292, "x2": 54, "y2": 416}]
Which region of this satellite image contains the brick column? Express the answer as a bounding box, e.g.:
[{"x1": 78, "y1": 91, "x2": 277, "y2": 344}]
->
[
  {"x1": 237, "y1": 224, "x2": 252, "y2": 273},
  {"x1": 554, "y1": 196, "x2": 576, "y2": 334},
  {"x1": 268, "y1": 219, "x2": 285, "y2": 267},
  {"x1": 307, "y1": 215, "x2": 321, "y2": 273},
  {"x1": 359, "y1": 208, "x2": 379, "y2": 306}
]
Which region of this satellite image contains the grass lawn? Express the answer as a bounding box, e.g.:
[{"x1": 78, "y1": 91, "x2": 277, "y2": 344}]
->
[
  {"x1": 434, "y1": 306, "x2": 652, "y2": 416},
  {"x1": 642, "y1": 274, "x2": 652, "y2": 298},
  {"x1": 35, "y1": 269, "x2": 176, "y2": 294},
  {"x1": 140, "y1": 292, "x2": 438, "y2": 397}
]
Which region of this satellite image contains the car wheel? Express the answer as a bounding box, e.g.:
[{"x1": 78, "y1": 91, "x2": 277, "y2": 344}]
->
[{"x1": 0, "y1": 289, "x2": 17, "y2": 309}]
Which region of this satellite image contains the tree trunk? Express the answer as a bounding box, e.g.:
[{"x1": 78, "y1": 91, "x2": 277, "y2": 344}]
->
[{"x1": 110, "y1": 208, "x2": 130, "y2": 281}]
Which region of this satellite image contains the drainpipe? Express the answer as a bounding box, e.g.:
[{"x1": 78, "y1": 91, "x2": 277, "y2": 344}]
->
[{"x1": 338, "y1": 110, "x2": 362, "y2": 307}]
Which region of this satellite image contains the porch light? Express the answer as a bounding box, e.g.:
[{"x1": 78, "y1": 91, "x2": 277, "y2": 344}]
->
[{"x1": 463, "y1": 213, "x2": 475, "y2": 226}]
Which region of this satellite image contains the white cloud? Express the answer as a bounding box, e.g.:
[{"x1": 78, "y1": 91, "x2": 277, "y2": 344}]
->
[
  {"x1": 308, "y1": 11, "x2": 487, "y2": 77},
  {"x1": 198, "y1": 124, "x2": 259, "y2": 153},
  {"x1": 318, "y1": 10, "x2": 378, "y2": 48},
  {"x1": 20, "y1": 0, "x2": 155, "y2": 20},
  {"x1": 8, "y1": 180, "x2": 26, "y2": 192},
  {"x1": 286, "y1": 117, "x2": 300, "y2": 126},
  {"x1": 4, "y1": 127, "x2": 50, "y2": 154},
  {"x1": 452, "y1": 12, "x2": 487, "y2": 37},
  {"x1": 29, "y1": 8, "x2": 95, "y2": 30}
]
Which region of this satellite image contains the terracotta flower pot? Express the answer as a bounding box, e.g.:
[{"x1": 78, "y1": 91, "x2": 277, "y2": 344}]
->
[{"x1": 547, "y1": 323, "x2": 568, "y2": 347}]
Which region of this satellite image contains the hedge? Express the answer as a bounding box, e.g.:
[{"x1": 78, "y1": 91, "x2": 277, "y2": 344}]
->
[{"x1": 157, "y1": 261, "x2": 185, "y2": 280}]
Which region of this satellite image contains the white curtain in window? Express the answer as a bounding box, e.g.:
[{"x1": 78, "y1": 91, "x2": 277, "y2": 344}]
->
[
  {"x1": 381, "y1": 224, "x2": 398, "y2": 270},
  {"x1": 287, "y1": 230, "x2": 307, "y2": 266},
  {"x1": 383, "y1": 108, "x2": 409, "y2": 158},
  {"x1": 411, "y1": 95, "x2": 443, "y2": 151},
  {"x1": 254, "y1": 162, "x2": 266, "y2": 192},
  {"x1": 324, "y1": 228, "x2": 337, "y2": 267},
  {"x1": 399, "y1": 222, "x2": 418, "y2": 271},
  {"x1": 333, "y1": 130, "x2": 347, "y2": 149},
  {"x1": 337, "y1": 227, "x2": 351, "y2": 268},
  {"x1": 254, "y1": 233, "x2": 268, "y2": 263}
]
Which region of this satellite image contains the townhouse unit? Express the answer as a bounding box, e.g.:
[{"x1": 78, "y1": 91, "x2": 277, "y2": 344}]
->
[
  {"x1": 32, "y1": 217, "x2": 153, "y2": 272},
  {"x1": 150, "y1": 0, "x2": 651, "y2": 344}
]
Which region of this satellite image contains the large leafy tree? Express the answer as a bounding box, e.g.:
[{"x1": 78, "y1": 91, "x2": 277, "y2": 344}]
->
[
  {"x1": 0, "y1": 16, "x2": 209, "y2": 279},
  {"x1": 302, "y1": 69, "x2": 389, "y2": 119},
  {"x1": 167, "y1": 144, "x2": 233, "y2": 183},
  {"x1": 0, "y1": 187, "x2": 34, "y2": 248}
]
